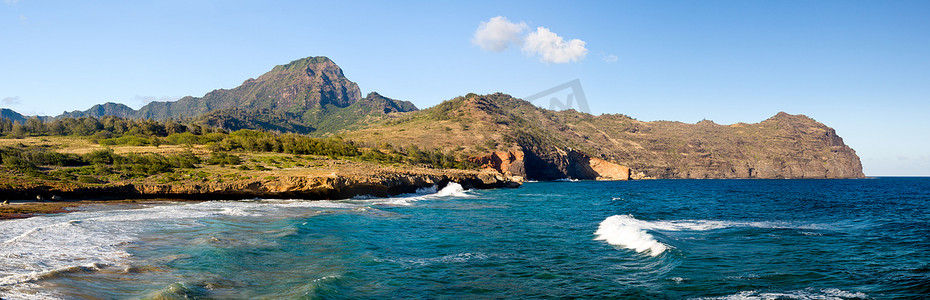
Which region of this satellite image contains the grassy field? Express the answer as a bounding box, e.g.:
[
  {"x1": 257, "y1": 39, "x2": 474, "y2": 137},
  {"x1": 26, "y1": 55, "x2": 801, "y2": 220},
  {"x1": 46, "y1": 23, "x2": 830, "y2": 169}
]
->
[
  {"x1": 0, "y1": 135, "x2": 483, "y2": 218},
  {"x1": 0, "y1": 135, "x2": 447, "y2": 196}
]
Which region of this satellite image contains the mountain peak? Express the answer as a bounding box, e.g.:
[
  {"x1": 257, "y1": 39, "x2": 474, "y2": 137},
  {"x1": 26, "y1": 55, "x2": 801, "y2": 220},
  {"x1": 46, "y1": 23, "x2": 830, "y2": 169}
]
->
[
  {"x1": 55, "y1": 55, "x2": 411, "y2": 135},
  {"x1": 763, "y1": 112, "x2": 817, "y2": 125},
  {"x1": 359, "y1": 92, "x2": 418, "y2": 113},
  {"x1": 60, "y1": 102, "x2": 135, "y2": 119},
  {"x1": 130, "y1": 55, "x2": 361, "y2": 120},
  {"x1": 274, "y1": 56, "x2": 336, "y2": 71},
  {"x1": 0, "y1": 108, "x2": 27, "y2": 124}
]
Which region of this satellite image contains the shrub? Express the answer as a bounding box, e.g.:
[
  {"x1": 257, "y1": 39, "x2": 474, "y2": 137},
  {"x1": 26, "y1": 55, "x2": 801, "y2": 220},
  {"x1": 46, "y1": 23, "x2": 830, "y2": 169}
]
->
[
  {"x1": 2, "y1": 155, "x2": 37, "y2": 171},
  {"x1": 77, "y1": 175, "x2": 103, "y2": 184},
  {"x1": 166, "y1": 151, "x2": 201, "y2": 168},
  {"x1": 83, "y1": 149, "x2": 117, "y2": 165},
  {"x1": 100, "y1": 135, "x2": 151, "y2": 146},
  {"x1": 205, "y1": 152, "x2": 241, "y2": 165}
]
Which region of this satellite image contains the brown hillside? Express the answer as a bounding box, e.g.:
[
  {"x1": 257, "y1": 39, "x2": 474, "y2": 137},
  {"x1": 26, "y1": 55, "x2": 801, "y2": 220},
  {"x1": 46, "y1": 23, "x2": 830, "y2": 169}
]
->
[{"x1": 346, "y1": 93, "x2": 864, "y2": 180}]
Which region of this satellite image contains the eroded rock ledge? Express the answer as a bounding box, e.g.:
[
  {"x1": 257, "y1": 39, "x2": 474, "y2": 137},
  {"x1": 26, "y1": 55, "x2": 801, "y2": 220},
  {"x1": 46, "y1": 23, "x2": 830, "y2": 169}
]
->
[{"x1": 0, "y1": 169, "x2": 520, "y2": 201}]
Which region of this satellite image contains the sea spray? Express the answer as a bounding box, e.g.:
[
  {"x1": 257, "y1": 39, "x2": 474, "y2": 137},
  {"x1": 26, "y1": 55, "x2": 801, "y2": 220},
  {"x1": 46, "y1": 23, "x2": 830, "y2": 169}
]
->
[
  {"x1": 0, "y1": 199, "x2": 367, "y2": 297},
  {"x1": 594, "y1": 215, "x2": 828, "y2": 256},
  {"x1": 363, "y1": 182, "x2": 470, "y2": 206},
  {"x1": 594, "y1": 215, "x2": 669, "y2": 256}
]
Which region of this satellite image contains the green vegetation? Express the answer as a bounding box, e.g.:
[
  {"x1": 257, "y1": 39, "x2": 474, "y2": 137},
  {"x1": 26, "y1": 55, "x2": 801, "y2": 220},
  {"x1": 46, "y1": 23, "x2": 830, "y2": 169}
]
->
[
  {"x1": 0, "y1": 114, "x2": 479, "y2": 188},
  {"x1": 0, "y1": 145, "x2": 204, "y2": 182}
]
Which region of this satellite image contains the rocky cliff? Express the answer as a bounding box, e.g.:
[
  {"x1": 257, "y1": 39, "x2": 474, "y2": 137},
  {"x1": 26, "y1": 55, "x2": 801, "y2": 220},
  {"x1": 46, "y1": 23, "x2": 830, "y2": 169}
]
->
[
  {"x1": 551, "y1": 111, "x2": 865, "y2": 179},
  {"x1": 470, "y1": 149, "x2": 630, "y2": 181},
  {"x1": 346, "y1": 93, "x2": 863, "y2": 180}
]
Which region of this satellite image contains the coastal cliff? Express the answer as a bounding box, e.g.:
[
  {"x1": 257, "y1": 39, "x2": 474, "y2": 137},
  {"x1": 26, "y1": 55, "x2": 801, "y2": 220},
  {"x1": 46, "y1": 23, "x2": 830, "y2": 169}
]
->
[{"x1": 346, "y1": 93, "x2": 863, "y2": 180}]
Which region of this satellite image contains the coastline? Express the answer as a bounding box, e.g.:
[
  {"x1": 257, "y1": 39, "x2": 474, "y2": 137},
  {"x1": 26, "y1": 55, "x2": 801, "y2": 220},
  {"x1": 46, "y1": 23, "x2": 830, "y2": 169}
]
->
[{"x1": 0, "y1": 167, "x2": 521, "y2": 220}]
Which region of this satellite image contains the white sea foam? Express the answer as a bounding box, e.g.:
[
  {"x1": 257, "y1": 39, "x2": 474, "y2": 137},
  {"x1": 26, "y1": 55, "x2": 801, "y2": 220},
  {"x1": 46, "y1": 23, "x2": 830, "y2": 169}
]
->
[
  {"x1": 361, "y1": 182, "x2": 470, "y2": 206},
  {"x1": 692, "y1": 288, "x2": 868, "y2": 300},
  {"x1": 0, "y1": 200, "x2": 355, "y2": 297},
  {"x1": 553, "y1": 178, "x2": 580, "y2": 182},
  {"x1": 376, "y1": 252, "x2": 494, "y2": 268},
  {"x1": 0, "y1": 185, "x2": 468, "y2": 297},
  {"x1": 594, "y1": 215, "x2": 821, "y2": 256},
  {"x1": 433, "y1": 182, "x2": 469, "y2": 197},
  {"x1": 595, "y1": 215, "x2": 669, "y2": 256}
]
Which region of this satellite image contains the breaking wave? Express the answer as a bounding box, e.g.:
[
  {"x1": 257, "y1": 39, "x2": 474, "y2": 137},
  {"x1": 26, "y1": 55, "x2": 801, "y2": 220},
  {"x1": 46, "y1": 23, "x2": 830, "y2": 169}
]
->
[
  {"x1": 0, "y1": 183, "x2": 473, "y2": 297},
  {"x1": 594, "y1": 215, "x2": 821, "y2": 256},
  {"x1": 359, "y1": 182, "x2": 471, "y2": 206},
  {"x1": 691, "y1": 288, "x2": 868, "y2": 299}
]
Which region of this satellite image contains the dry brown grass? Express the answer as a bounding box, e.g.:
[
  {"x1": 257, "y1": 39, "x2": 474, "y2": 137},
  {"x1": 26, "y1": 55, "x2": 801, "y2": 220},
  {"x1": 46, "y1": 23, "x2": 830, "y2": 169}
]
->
[
  {"x1": 0, "y1": 136, "x2": 94, "y2": 149},
  {"x1": 0, "y1": 136, "x2": 211, "y2": 155}
]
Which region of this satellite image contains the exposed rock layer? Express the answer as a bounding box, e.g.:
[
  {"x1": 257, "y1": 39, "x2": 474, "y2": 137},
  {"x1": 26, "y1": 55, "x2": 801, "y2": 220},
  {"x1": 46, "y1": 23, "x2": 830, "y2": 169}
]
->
[{"x1": 0, "y1": 169, "x2": 519, "y2": 201}]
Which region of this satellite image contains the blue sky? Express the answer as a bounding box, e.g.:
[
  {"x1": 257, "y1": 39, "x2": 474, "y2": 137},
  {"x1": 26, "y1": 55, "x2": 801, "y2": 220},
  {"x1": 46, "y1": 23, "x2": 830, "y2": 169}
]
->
[{"x1": 1, "y1": 1, "x2": 928, "y2": 175}]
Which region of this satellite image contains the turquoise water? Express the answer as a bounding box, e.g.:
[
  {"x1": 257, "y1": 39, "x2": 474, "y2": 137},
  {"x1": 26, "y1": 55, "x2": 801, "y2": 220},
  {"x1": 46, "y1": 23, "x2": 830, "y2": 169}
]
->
[{"x1": 1, "y1": 178, "x2": 928, "y2": 299}]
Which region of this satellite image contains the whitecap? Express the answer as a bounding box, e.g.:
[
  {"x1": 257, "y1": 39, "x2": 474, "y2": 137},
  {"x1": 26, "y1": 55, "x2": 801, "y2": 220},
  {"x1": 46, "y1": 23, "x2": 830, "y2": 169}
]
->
[
  {"x1": 594, "y1": 215, "x2": 822, "y2": 256},
  {"x1": 691, "y1": 288, "x2": 868, "y2": 300},
  {"x1": 594, "y1": 215, "x2": 669, "y2": 256}
]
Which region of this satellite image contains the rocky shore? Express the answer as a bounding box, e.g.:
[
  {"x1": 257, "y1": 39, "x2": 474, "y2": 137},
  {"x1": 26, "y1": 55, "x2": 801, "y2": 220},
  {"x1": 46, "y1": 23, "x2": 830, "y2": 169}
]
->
[
  {"x1": 1, "y1": 168, "x2": 519, "y2": 202},
  {"x1": 0, "y1": 164, "x2": 520, "y2": 219}
]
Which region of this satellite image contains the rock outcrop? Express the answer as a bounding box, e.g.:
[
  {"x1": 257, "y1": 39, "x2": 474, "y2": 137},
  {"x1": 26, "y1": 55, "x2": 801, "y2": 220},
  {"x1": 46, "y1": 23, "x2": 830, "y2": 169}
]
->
[
  {"x1": 470, "y1": 150, "x2": 526, "y2": 180},
  {"x1": 574, "y1": 152, "x2": 631, "y2": 180},
  {"x1": 471, "y1": 148, "x2": 630, "y2": 181}
]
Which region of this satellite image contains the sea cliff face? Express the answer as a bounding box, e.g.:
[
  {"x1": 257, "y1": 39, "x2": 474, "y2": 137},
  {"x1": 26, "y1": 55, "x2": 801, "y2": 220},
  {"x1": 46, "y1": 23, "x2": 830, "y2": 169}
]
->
[
  {"x1": 601, "y1": 113, "x2": 865, "y2": 179},
  {"x1": 471, "y1": 149, "x2": 630, "y2": 181}
]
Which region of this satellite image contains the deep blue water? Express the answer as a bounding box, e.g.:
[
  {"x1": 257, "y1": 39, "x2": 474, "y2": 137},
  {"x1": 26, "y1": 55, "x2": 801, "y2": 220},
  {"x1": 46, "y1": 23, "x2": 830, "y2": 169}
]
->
[{"x1": 1, "y1": 178, "x2": 928, "y2": 299}]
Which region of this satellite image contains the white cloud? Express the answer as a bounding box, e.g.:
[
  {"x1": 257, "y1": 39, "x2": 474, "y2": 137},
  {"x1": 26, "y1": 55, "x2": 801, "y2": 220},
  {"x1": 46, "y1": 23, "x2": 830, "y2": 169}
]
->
[
  {"x1": 4, "y1": 0, "x2": 21, "y2": 5},
  {"x1": 522, "y1": 27, "x2": 588, "y2": 64},
  {"x1": 472, "y1": 16, "x2": 527, "y2": 52},
  {"x1": 2, "y1": 96, "x2": 21, "y2": 105},
  {"x1": 473, "y1": 16, "x2": 588, "y2": 64},
  {"x1": 602, "y1": 54, "x2": 618, "y2": 63}
]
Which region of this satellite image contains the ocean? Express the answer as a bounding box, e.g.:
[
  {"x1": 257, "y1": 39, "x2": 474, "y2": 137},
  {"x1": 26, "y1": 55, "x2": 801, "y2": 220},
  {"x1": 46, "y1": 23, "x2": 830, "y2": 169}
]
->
[{"x1": 1, "y1": 178, "x2": 928, "y2": 299}]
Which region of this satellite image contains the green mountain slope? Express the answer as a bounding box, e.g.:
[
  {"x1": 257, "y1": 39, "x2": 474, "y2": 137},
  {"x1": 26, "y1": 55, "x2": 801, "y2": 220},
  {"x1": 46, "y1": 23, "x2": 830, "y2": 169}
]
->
[
  {"x1": 58, "y1": 56, "x2": 418, "y2": 135},
  {"x1": 60, "y1": 102, "x2": 136, "y2": 119},
  {"x1": 0, "y1": 108, "x2": 27, "y2": 124}
]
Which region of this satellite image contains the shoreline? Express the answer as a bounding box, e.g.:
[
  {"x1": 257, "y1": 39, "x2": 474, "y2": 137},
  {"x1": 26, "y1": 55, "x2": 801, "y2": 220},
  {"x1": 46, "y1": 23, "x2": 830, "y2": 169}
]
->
[{"x1": 0, "y1": 168, "x2": 521, "y2": 220}]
